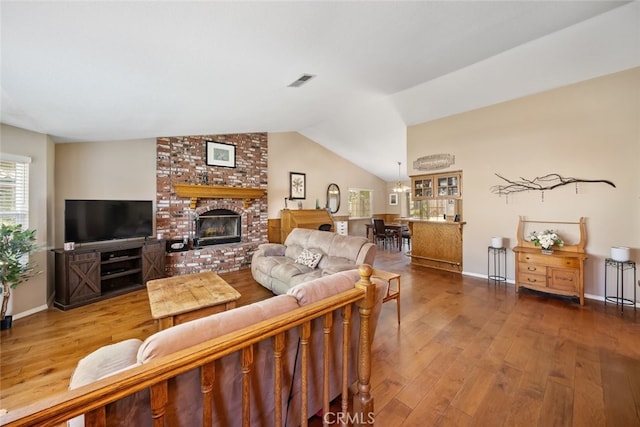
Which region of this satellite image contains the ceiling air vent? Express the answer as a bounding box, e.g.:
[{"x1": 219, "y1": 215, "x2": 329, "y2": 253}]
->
[{"x1": 287, "y1": 74, "x2": 316, "y2": 88}]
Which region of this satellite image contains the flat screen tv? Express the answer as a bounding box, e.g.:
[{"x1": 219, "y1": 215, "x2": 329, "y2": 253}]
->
[{"x1": 65, "y1": 199, "x2": 153, "y2": 244}]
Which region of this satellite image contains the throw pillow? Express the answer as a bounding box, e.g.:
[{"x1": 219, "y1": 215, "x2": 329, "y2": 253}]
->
[{"x1": 295, "y1": 249, "x2": 322, "y2": 269}]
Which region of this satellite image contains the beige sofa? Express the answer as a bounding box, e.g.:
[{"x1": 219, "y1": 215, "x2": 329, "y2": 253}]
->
[
  {"x1": 251, "y1": 228, "x2": 377, "y2": 295},
  {"x1": 68, "y1": 268, "x2": 385, "y2": 427}
]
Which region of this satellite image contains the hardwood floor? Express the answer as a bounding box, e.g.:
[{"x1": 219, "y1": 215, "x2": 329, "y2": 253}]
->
[{"x1": 2, "y1": 246, "x2": 639, "y2": 426}]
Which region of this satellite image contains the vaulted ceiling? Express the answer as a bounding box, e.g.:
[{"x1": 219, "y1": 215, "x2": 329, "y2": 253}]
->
[{"x1": 1, "y1": 1, "x2": 637, "y2": 181}]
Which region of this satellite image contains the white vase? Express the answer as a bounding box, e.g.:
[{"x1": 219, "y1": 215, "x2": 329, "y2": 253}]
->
[
  {"x1": 610, "y1": 246, "x2": 630, "y2": 262},
  {"x1": 490, "y1": 237, "x2": 504, "y2": 248}
]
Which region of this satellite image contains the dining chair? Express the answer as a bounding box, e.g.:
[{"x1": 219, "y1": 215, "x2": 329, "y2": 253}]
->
[
  {"x1": 372, "y1": 218, "x2": 397, "y2": 249},
  {"x1": 401, "y1": 225, "x2": 411, "y2": 250}
]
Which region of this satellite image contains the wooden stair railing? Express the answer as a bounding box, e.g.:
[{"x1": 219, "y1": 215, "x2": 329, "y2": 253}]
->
[{"x1": 0, "y1": 265, "x2": 376, "y2": 427}]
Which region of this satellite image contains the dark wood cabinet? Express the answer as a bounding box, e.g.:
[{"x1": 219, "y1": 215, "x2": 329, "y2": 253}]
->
[
  {"x1": 54, "y1": 239, "x2": 166, "y2": 310},
  {"x1": 55, "y1": 250, "x2": 101, "y2": 306},
  {"x1": 142, "y1": 239, "x2": 166, "y2": 283}
]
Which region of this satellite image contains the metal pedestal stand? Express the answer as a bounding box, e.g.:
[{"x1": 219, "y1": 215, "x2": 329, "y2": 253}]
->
[
  {"x1": 604, "y1": 258, "x2": 637, "y2": 312},
  {"x1": 487, "y1": 246, "x2": 507, "y2": 285}
]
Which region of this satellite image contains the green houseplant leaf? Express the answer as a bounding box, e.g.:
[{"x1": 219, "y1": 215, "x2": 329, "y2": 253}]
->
[{"x1": 0, "y1": 224, "x2": 41, "y2": 320}]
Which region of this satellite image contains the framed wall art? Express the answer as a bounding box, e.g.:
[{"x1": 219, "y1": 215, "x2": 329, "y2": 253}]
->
[
  {"x1": 289, "y1": 172, "x2": 306, "y2": 200},
  {"x1": 389, "y1": 193, "x2": 398, "y2": 206},
  {"x1": 206, "y1": 141, "x2": 236, "y2": 168}
]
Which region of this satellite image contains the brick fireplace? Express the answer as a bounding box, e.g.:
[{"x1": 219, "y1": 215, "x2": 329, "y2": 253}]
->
[{"x1": 156, "y1": 133, "x2": 268, "y2": 275}]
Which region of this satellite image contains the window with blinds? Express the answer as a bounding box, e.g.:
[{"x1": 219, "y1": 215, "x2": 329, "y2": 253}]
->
[{"x1": 0, "y1": 154, "x2": 31, "y2": 228}]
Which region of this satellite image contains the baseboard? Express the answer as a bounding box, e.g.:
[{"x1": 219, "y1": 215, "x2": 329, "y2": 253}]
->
[
  {"x1": 12, "y1": 303, "x2": 49, "y2": 321},
  {"x1": 462, "y1": 271, "x2": 515, "y2": 285},
  {"x1": 463, "y1": 272, "x2": 639, "y2": 307},
  {"x1": 585, "y1": 292, "x2": 640, "y2": 307}
]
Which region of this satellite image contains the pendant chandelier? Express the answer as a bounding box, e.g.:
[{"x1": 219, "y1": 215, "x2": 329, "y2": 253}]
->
[{"x1": 393, "y1": 161, "x2": 407, "y2": 193}]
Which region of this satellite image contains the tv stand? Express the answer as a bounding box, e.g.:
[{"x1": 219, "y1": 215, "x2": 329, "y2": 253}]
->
[{"x1": 53, "y1": 238, "x2": 166, "y2": 310}]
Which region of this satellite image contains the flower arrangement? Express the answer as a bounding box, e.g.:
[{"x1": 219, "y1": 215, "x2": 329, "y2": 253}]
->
[{"x1": 527, "y1": 229, "x2": 564, "y2": 250}]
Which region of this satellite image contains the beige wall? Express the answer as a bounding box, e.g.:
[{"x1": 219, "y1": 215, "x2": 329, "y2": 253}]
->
[
  {"x1": 407, "y1": 67, "x2": 640, "y2": 299},
  {"x1": 0, "y1": 124, "x2": 53, "y2": 317},
  {"x1": 267, "y1": 132, "x2": 388, "y2": 227},
  {"x1": 54, "y1": 139, "x2": 157, "y2": 247}
]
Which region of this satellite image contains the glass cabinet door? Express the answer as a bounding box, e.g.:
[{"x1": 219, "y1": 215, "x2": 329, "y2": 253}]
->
[
  {"x1": 412, "y1": 177, "x2": 433, "y2": 199},
  {"x1": 437, "y1": 174, "x2": 460, "y2": 197},
  {"x1": 412, "y1": 172, "x2": 461, "y2": 199}
]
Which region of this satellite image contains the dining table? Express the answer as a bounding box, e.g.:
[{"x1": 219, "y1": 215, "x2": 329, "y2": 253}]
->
[{"x1": 365, "y1": 222, "x2": 403, "y2": 251}]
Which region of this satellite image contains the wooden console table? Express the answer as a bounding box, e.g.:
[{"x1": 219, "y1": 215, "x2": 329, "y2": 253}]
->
[
  {"x1": 147, "y1": 271, "x2": 241, "y2": 330},
  {"x1": 513, "y1": 217, "x2": 587, "y2": 305}
]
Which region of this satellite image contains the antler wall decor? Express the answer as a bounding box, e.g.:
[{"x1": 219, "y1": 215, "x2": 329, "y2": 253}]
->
[{"x1": 491, "y1": 173, "x2": 615, "y2": 201}]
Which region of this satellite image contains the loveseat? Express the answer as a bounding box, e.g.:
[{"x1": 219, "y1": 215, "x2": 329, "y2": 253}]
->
[
  {"x1": 251, "y1": 228, "x2": 377, "y2": 295},
  {"x1": 66, "y1": 267, "x2": 385, "y2": 427}
]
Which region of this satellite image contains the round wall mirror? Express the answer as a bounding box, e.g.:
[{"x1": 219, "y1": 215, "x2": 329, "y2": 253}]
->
[{"x1": 326, "y1": 183, "x2": 340, "y2": 214}]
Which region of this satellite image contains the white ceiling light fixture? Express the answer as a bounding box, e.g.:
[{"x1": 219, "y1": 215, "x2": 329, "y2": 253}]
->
[
  {"x1": 393, "y1": 161, "x2": 408, "y2": 193},
  {"x1": 287, "y1": 74, "x2": 316, "y2": 88}
]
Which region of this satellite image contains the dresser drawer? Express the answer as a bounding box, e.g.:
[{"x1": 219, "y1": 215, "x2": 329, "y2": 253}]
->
[
  {"x1": 334, "y1": 221, "x2": 348, "y2": 236},
  {"x1": 518, "y1": 262, "x2": 545, "y2": 275},
  {"x1": 518, "y1": 272, "x2": 547, "y2": 287},
  {"x1": 548, "y1": 268, "x2": 578, "y2": 292},
  {"x1": 519, "y1": 253, "x2": 580, "y2": 269}
]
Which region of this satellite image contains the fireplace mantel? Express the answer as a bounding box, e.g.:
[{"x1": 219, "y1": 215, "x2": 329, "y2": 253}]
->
[{"x1": 174, "y1": 184, "x2": 266, "y2": 209}]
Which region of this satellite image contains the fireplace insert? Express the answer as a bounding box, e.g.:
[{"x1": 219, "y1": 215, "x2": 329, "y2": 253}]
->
[{"x1": 195, "y1": 209, "x2": 241, "y2": 246}]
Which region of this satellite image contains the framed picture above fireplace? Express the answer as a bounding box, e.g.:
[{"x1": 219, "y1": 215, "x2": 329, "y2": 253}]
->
[
  {"x1": 289, "y1": 172, "x2": 306, "y2": 200},
  {"x1": 206, "y1": 141, "x2": 236, "y2": 168}
]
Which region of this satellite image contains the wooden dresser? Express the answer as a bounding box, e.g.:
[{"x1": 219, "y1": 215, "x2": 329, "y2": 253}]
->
[
  {"x1": 513, "y1": 217, "x2": 587, "y2": 305},
  {"x1": 280, "y1": 209, "x2": 334, "y2": 242}
]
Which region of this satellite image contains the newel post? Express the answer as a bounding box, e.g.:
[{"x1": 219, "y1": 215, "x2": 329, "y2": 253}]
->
[{"x1": 353, "y1": 264, "x2": 375, "y2": 425}]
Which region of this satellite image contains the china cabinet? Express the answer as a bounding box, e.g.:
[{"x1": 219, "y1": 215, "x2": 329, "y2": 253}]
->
[{"x1": 411, "y1": 171, "x2": 461, "y2": 200}]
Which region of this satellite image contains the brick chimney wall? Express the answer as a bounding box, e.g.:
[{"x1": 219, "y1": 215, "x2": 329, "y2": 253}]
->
[{"x1": 156, "y1": 133, "x2": 268, "y2": 275}]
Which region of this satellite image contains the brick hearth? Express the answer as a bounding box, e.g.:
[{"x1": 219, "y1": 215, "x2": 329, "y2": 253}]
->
[{"x1": 156, "y1": 133, "x2": 268, "y2": 275}]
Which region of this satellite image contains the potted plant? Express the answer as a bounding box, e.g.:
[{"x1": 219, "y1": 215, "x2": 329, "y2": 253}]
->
[{"x1": 0, "y1": 224, "x2": 40, "y2": 329}]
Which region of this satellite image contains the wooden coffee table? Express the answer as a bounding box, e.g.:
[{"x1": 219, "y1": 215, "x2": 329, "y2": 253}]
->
[{"x1": 147, "y1": 271, "x2": 241, "y2": 331}]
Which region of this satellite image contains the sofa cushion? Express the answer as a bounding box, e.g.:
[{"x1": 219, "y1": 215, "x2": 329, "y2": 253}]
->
[
  {"x1": 271, "y1": 261, "x2": 313, "y2": 284},
  {"x1": 284, "y1": 244, "x2": 303, "y2": 261},
  {"x1": 253, "y1": 255, "x2": 290, "y2": 275},
  {"x1": 295, "y1": 248, "x2": 322, "y2": 268},
  {"x1": 269, "y1": 269, "x2": 324, "y2": 296},
  {"x1": 287, "y1": 270, "x2": 361, "y2": 306},
  {"x1": 70, "y1": 338, "x2": 143, "y2": 389},
  {"x1": 304, "y1": 230, "x2": 337, "y2": 254},
  {"x1": 137, "y1": 295, "x2": 298, "y2": 362},
  {"x1": 326, "y1": 234, "x2": 369, "y2": 263},
  {"x1": 255, "y1": 243, "x2": 286, "y2": 257},
  {"x1": 321, "y1": 256, "x2": 353, "y2": 269}
]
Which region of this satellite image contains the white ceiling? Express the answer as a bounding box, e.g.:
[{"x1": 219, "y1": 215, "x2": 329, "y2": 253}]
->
[{"x1": 1, "y1": 1, "x2": 638, "y2": 182}]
